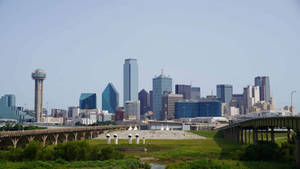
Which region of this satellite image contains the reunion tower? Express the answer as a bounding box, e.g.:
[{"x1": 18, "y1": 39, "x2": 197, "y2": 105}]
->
[{"x1": 32, "y1": 69, "x2": 46, "y2": 122}]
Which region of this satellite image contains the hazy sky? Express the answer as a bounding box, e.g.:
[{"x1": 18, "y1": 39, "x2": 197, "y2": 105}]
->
[{"x1": 0, "y1": 0, "x2": 300, "y2": 112}]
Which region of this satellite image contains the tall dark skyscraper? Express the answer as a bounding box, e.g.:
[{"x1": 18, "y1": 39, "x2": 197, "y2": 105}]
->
[
  {"x1": 216, "y1": 84, "x2": 233, "y2": 107},
  {"x1": 79, "y1": 93, "x2": 97, "y2": 109},
  {"x1": 175, "y1": 84, "x2": 191, "y2": 100},
  {"x1": 152, "y1": 72, "x2": 172, "y2": 120},
  {"x1": 123, "y1": 59, "x2": 138, "y2": 105},
  {"x1": 102, "y1": 83, "x2": 119, "y2": 114},
  {"x1": 191, "y1": 87, "x2": 201, "y2": 100},
  {"x1": 138, "y1": 89, "x2": 150, "y2": 118},
  {"x1": 149, "y1": 90, "x2": 153, "y2": 111},
  {"x1": 255, "y1": 76, "x2": 271, "y2": 102}
]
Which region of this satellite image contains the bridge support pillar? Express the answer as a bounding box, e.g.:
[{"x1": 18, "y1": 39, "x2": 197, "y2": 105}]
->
[
  {"x1": 236, "y1": 128, "x2": 240, "y2": 143},
  {"x1": 11, "y1": 138, "x2": 19, "y2": 148},
  {"x1": 287, "y1": 128, "x2": 291, "y2": 143},
  {"x1": 41, "y1": 135, "x2": 48, "y2": 147},
  {"x1": 253, "y1": 129, "x2": 258, "y2": 144},
  {"x1": 90, "y1": 131, "x2": 93, "y2": 139},
  {"x1": 240, "y1": 129, "x2": 244, "y2": 144},
  {"x1": 81, "y1": 132, "x2": 86, "y2": 140},
  {"x1": 244, "y1": 129, "x2": 247, "y2": 144},
  {"x1": 296, "y1": 132, "x2": 300, "y2": 168},
  {"x1": 64, "y1": 134, "x2": 69, "y2": 142},
  {"x1": 248, "y1": 129, "x2": 251, "y2": 144},
  {"x1": 271, "y1": 128, "x2": 275, "y2": 143},
  {"x1": 266, "y1": 129, "x2": 269, "y2": 142},
  {"x1": 53, "y1": 134, "x2": 59, "y2": 145},
  {"x1": 74, "y1": 132, "x2": 78, "y2": 141},
  {"x1": 28, "y1": 136, "x2": 35, "y2": 142}
]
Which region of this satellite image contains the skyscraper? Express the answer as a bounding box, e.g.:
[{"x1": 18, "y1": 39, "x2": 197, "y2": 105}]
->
[
  {"x1": 0, "y1": 94, "x2": 16, "y2": 108},
  {"x1": 255, "y1": 76, "x2": 271, "y2": 102},
  {"x1": 149, "y1": 90, "x2": 153, "y2": 111},
  {"x1": 102, "y1": 83, "x2": 119, "y2": 114},
  {"x1": 79, "y1": 93, "x2": 97, "y2": 109},
  {"x1": 175, "y1": 84, "x2": 191, "y2": 100},
  {"x1": 32, "y1": 69, "x2": 46, "y2": 122},
  {"x1": 125, "y1": 100, "x2": 140, "y2": 121},
  {"x1": 138, "y1": 89, "x2": 150, "y2": 118},
  {"x1": 216, "y1": 84, "x2": 233, "y2": 107},
  {"x1": 152, "y1": 72, "x2": 172, "y2": 120},
  {"x1": 123, "y1": 58, "x2": 138, "y2": 105},
  {"x1": 191, "y1": 87, "x2": 201, "y2": 100},
  {"x1": 162, "y1": 93, "x2": 183, "y2": 120},
  {"x1": 243, "y1": 85, "x2": 260, "y2": 114}
]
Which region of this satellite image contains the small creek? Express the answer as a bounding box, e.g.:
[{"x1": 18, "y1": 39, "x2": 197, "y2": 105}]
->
[{"x1": 150, "y1": 163, "x2": 166, "y2": 169}]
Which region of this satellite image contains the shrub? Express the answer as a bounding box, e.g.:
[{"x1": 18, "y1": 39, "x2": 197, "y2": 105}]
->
[
  {"x1": 166, "y1": 159, "x2": 231, "y2": 169},
  {"x1": 37, "y1": 146, "x2": 55, "y2": 161},
  {"x1": 7, "y1": 147, "x2": 23, "y2": 161},
  {"x1": 100, "y1": 146, "x2": 124, "y2": 160},
  {"x1": 22, "y1": 141, "x2": 41, "y2": 160},
  {"x1": 240, "y1": 142, "x2": 280, "y2": 161},
  {"x1": 54, "y1": 140, "x2": 92, "y2": 161}
]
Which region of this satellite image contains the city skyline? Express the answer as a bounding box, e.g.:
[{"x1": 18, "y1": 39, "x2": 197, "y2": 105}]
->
[{"x1": 0, "y1": 1, "x2": 299, "y2": 112}]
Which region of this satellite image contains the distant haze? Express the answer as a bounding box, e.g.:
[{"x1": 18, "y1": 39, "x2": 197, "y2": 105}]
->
[{"x1": 0, "y1": 0, "x2": 299, "y2": 112}]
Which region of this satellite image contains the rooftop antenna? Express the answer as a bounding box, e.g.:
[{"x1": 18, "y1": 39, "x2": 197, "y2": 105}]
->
[
  {"x1": 161, "y1": 68, "x2": 164, "y2": 75},
  {"x1": 211, "y1": 90, "x2": 213, "y2": 96}
]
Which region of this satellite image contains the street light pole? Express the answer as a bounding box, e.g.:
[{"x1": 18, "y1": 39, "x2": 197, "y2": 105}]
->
[{"x1": 291, "y1": 90, "x2": 296, "y2": 116}]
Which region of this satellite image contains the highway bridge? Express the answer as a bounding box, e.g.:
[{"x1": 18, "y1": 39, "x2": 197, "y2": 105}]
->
[
  {"x1": 218, "y1": 117, "x2": 300, "y2": 167},
  {"x1": 0, "y1": 125, "x2": 128, "y2": 149}
]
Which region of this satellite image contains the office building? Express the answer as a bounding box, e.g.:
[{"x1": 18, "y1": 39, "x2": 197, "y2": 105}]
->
[
  {"x1": 149, "y1": 90, "x2": 153, "y2": 111},
  {"x1": 115, "y1": 107, "x2": 126, "y2": 121},
  {"x1": 123, "y1": 58, "x2": 138, "y2": 105},
  {"x1": 125, "y1": 100, "x2": 140, "y2": 121},
  {"x1": 175, "y1": 100, "x2": 222, "y2": 118},
  {"x1": 175, "y1": 84, "x2": 191, "y2": 100},
  {"x1": 0, "y1": 94, "x2": 16, "y2": 108},
  {"x1": 51, "y1": 109, "x2": 67, "y2": 118},
  {"x1": 68, "y1": 106, "x2": 80, "y2": 119},
  {"x1": 191, "y1": 87, "x2": 201, "y2": 100},
  {"x1": 32, "y1": 69, "x2": 46, "y2": 122},
  {"x1": 217, "y1": 84, "x2": 233, "y2": 107},
  {"x1": 231, "y1": 94, "x2": 244, "y2": 114},
  {"x1": 255, "y1": 76, "x2": 271, "y2": 102},
  {"x1": 162, "y1": 93, "x2": 183, "y2": 120},
  {"x1": 152, "y1": 72, "x2": 172, "y2": 120},
  {"x1": 138, "y1": 89, "x2": 150, "y2": 118},
  {"x1": 243, "y1": 85, "x2": 261, "y2": 114},
  {"x1": 102, "y1": 83, "x2": 119, "y2": 114},
  {"x1": 79, "y1": 93, "x2": 97, "y2": 109}
]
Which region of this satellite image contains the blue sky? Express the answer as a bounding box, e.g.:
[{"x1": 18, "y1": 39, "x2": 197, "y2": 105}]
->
[{"x1": 0, "y1": 0, "x2": 299, "y2": 112}]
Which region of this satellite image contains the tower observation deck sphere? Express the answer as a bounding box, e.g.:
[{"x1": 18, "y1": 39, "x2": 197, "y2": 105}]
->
[{"x1": 32, "y1": 69, "x2": 46, "y2": 80}]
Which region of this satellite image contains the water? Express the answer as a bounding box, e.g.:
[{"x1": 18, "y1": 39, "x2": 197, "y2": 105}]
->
[{"x1": 150, "y1": 163, "x2": 166, "y2": 169}]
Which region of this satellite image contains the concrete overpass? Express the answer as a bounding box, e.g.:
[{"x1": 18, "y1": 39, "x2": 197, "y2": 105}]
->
[
  {"x1": 0, "y1": 125, "x2": 128, "y2": 149},
  {"x1": 218, "y1": 117, "x2": 300, "y2": 167}
]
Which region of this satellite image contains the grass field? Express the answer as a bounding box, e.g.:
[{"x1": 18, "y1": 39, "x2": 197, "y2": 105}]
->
[
  {"x1": 89, "y1": 130, "x2": 296, "y2": 169},
  {"x1": 0, "y1": 158, "x2": 148, "y2": 169}
]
